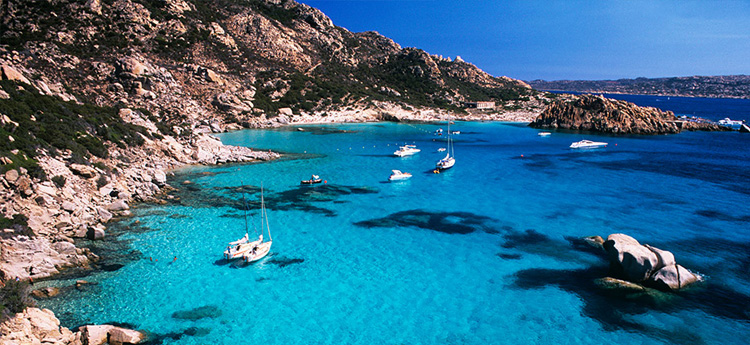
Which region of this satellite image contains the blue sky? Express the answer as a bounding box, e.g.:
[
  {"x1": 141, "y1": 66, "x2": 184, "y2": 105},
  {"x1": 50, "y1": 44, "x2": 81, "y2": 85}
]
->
[{"x1": 296, "y1": 0, "x2": 750, "y2": 81}]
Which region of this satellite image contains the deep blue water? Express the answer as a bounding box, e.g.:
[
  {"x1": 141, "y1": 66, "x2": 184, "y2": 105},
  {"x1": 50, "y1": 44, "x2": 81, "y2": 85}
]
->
[{"x1": 39, "y1": 96, "x2": 750, "y2": 344}]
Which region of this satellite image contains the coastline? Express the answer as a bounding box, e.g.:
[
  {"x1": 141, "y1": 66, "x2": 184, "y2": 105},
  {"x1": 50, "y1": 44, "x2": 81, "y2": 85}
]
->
[{"x1": 0, "y1": 103, "x2": 538, "y2": 344}]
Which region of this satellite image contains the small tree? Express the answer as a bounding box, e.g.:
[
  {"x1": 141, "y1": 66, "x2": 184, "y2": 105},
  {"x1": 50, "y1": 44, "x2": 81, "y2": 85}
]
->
[{"x1": 0, "y1": 279, "x2": 36, "y2": 316}]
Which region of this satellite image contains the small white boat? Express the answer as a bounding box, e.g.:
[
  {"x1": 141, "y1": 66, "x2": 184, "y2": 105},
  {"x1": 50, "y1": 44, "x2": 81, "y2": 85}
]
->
[
  {"x1": 718, "y1": 118, "x2": 743, "y2": 126},
  {"x1": 452, "y1": 131, "x2": 461, "y2": 135},
  {"x1": 570, "y1": 140, "x2": 608, "y2": 149},
  {"x1": 389, "y1": 170, "x2": 412, "y2": 181},
  {"x1": 538, "y1": 132, "x2": 551, "y2": 137},
  {"x1": 394, "y1": 145, "x2": 421, "y2": 157},
  {"x1": 437, "y1": 148, "x2": 446, "y2": 152},
  {"x1": 300, "y1": 174, "x2": 322, "y2": 185},
  {"x1": 243, "y1": 184, "x2": 273, "y2": 263}
]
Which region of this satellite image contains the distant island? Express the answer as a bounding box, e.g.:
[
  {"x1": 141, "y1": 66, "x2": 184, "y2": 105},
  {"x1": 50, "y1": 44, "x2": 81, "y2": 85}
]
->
[{"x1": 527, "y1": 75, "x2": 750, "y2": 99}]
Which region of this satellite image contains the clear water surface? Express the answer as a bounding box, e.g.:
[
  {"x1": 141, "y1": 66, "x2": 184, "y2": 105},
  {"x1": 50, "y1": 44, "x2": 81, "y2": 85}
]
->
[{"x1": 40, "y1": 96, "x2": 750, "y2": 344}]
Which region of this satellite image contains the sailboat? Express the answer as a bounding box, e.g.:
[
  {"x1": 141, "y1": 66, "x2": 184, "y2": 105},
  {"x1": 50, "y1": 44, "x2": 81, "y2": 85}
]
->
[
  {"x1": 436, "y1": 121, "x2": 455, "y2": 170},
  {"x1": 243, "y1": 184, "x2": 273, "y2": 263},
  {"x1": 224, "y1": 183, "x2": 263, "y2": 260}
]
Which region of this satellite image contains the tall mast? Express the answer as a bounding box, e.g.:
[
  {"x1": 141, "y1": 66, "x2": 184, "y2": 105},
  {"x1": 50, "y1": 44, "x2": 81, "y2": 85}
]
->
[
  {"x1": 262, "y1": 182, "x2": 272, "y2": 241},
  {"x1": 240, "y1": 180, "x2": 249, "y2": 237}
]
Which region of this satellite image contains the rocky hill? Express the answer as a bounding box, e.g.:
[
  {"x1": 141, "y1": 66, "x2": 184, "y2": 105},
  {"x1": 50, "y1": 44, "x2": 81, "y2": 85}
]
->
[
  {"x1": 0, "y1": 0, "x2": 541, "y2": 126},
  {"x1": 527, "y1": 75, "x2": 750, "y2": 99},
  {"x1": 528, "y1": 94, "x2": 729, "y2": 134}
]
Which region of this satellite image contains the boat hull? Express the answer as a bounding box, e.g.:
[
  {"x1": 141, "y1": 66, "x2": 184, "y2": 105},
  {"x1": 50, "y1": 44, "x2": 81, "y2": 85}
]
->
[
  {"x1": 224, "y1": 239, "x2": 262, "y2": 260},
  {"x1": 300, "y1": 179, "x2": 322, "y2": 185},
  {"x1": 243, "y1": 241, "x2": 272, "y2": 263},
  {"x1": 570, "y1": 140, "x2": 608, "y2": 149},
  {"x1": 436, "y1": 158, "x2": 455, "y2": 170}
]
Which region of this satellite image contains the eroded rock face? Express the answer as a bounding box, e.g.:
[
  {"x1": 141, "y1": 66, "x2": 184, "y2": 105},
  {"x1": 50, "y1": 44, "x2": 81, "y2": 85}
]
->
[
  {"x1": 648, "y1": 264, "x2": 702, "y2": 291},
  {"x1": 0, "y1": 236, "x2": 92, "y2": 280},
  {"x1": 603, "y1": 233, "x2": 701, "y2": 291},
  {"x1": 604, "y1": 234, "x2": 660, "y2": 282},
  {"x1": 0, "y1": 308, "x2": 77, "y2": 345},
  {"x1": 1, "y1": 64, "x2": 31, "y2": 84}
]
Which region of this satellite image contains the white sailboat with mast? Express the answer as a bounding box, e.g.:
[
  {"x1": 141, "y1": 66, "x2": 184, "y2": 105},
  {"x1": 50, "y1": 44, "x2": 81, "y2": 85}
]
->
[
  {"x1": 436, "y1": 120, "x2": 455, "y2": 170},
  {"x1": 243, "y1": 184, "x2": 273, "y2": 263},
  {"x1": 224, "y1": 183, "x2": 263, "y2": 260}
]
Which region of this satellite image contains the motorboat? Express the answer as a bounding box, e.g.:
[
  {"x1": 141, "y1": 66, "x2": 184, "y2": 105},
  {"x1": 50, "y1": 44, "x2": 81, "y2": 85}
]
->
[
  {"x1": 570, "y1": 140, "x2": 608, "y2": 149},
  {"x1": 718, "y1": 118, "x2": 744, "y2": 126},
  {"x1": 538, "y1": 132, "x2": 551, "y2": 137},
  {"x1": 394, "y1": 144, "x2": 421, "y2": 157},
  {"x1": 389, "y1": 170, "x2": 412, "y2": 181},
  {"x1": 437, "y1": 148, "x2": 446, "y2": 152},
  {"x1": 301, "y1": 175, "x2": 322, "y2": 185}
]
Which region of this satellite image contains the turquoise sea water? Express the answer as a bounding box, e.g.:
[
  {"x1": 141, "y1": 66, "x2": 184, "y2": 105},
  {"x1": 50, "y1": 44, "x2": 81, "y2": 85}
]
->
[{"x1": 40, "y1": 98, "x2": 750, "y2": 344}]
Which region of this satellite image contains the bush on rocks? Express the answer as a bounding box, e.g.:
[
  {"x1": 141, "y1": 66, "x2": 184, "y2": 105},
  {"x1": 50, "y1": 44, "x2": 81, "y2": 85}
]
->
[{"x1": 0, "y1": 279, "x2": 36, "y2": 316}]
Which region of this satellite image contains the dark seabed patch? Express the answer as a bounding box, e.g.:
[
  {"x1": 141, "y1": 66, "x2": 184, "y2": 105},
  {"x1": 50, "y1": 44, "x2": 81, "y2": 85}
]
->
[
  {"x1": 276, "y1": 126, "x2": 359, "y2": 135},
  {"x1": 590, "y1": 150, "x2": 750, "y2": 195},
  {"x1": 694, "y1": 209, "x2": 750, "y2": 222},
  {"x1": 496, "y1": 253, "x2": 522, "y2": 260},
  {"x1": 166, "y1": 182, "x2": 377, "y2": 217},
  {"x1": 354, "y1": 209, "x2": 496, "y2": 234},
  {"x1": 267, "y1": 256, "x2": 305, "y2": 268},
  {"x1": 500, "y1": 230, "x2": 604, "y2": 265},
  {"x1": 512, "y1": 266, "x2": 703, "y2": 344},
  {"x1": 512, "y1": 264, "x2": 749, "y2": 344},
  {"x1": 142, "y1": 327, "x2": 211, "y2": 345},
  {"x1": 171, "y1": 305, "x2": 223, "y2": 321}
]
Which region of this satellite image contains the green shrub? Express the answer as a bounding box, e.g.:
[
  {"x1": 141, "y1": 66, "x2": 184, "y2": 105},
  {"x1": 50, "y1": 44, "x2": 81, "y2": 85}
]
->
[
  {"x1": 51, "y1": 175, "x2": 66, "y2": 188},
  {"x1": 0, "y1": 279, "x2": 36, "y2": 315},
  {"x1": 96, "y1": 175, "x2": 108, "y2": 189},
  {"x1": 0, "y1": 80, "x2": 149, "y2": 166}
]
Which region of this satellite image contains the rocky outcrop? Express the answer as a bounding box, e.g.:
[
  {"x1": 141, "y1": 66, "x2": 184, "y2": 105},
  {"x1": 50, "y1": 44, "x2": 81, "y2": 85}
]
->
[
  {"x1": 0, "y1": 307, "x2": 145, "y2": 345},
  {"x1": 79, "y1": 324, "x2": 145, "y2": 345},
  {"x1": 1, "y1": 64, "x2": 31, "y2": 85},
  {"x1": 603, "y1": 233, "x2": 702, "y2": 291},
  {"x1": 530, "y1": 94, "x2": 681, "y2": 134},
  {"x1": 0, "y1": 235, "x2": 95, "y2": 281},
  {"x1": 530, "y1": 94, "x2": 730, "y2": 134},
  {"x1": 0, "y1": 308, "x2": 78, "y2": 344}
]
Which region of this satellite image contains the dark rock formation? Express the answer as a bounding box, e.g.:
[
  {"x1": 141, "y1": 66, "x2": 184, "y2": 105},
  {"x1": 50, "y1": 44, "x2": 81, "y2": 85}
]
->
[{"x1": 529, "y1": 94, "x2": 728, "y2": 134}]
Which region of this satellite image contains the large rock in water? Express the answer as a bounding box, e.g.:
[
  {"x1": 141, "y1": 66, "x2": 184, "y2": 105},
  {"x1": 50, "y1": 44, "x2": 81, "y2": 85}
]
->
[
  {"x1": 530, "y1": 94, "x2": 681, "y2": 134},
  {"x1": 604, "y1": 234, "x2": 661, "y2": 282},
  {"x1": 648, "y1": 264, "x2": 702, "y2": 291},
  {"x1": 603, "y1": 233, "x2": 701, "y2": 291}
]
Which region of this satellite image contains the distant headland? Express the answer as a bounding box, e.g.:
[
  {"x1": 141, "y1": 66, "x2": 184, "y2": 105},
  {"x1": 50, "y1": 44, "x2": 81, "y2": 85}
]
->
[{"x1": 527, "y1": 75, "x2": 750, "y2": 99}]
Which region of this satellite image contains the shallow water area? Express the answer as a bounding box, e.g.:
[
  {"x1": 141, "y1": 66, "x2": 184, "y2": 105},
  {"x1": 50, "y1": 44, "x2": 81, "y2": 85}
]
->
[{"x1": 40, "y1": 97, "x2": 750, "y2": 344}]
